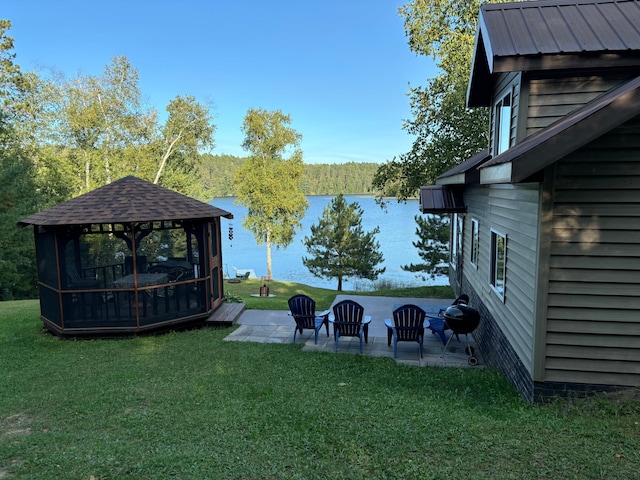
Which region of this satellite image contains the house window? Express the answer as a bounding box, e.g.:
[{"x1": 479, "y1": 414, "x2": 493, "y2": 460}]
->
[
  {"x1": 451, "y1": 214, "x2": 463, "y2": 270},
  {"x1": 495, "y1": 92, "x2": 512, "y2": 155},
  {"x1": 470, "y1": 218, "x2": 479, "y2": 267},
  {"x1": 490, "y1": 229, "x2": 506, "y2": 299}
]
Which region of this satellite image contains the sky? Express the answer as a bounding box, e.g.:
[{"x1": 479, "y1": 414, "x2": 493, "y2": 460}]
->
[{"x1": 4, "y1": 0, "x2": 436, "y2": 164}]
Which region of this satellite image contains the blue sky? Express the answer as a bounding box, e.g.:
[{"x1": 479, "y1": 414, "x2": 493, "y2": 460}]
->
[{"x1": 4, "y1": 0, "x2": 436, "y2": 164}]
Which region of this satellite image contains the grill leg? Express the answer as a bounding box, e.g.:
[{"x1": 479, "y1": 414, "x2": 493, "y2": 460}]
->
[{"x1": 440, "y1": 332, "x2": 456, "y2": 361}]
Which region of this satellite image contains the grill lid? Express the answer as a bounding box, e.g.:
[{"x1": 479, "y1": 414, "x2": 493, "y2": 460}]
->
[{"x1": 444, "y1": 304, "x2": 479, "y2": 320}]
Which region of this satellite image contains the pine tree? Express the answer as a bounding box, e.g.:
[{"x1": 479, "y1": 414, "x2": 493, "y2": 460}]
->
[
  {"x1": 303, "y1": 194, "x2": 385, "y2": 291},
  {"x1": 402, "y1": 214, "x2": 450, "y2": 280}
]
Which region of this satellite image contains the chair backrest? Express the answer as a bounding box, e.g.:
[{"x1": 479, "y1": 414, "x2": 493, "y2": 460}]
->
[
  {"x1": 288, "y1": 294, "x2": 317, "y2": 329},
  {"x1": 66, "y1": 265, "x2": 100, "y2": 290},
  {"x1": 452, "y1": 294, "x2": 469, "y2": 306},
  {"x1": 67, "y1": 265, "x2": 83, "y2": 283},
  {"x1": 393, "y1": 304, "x2": 426, "y2": 341},
  {"x1": 332, "y1": 300, "x2": 364, "y2": 337}
]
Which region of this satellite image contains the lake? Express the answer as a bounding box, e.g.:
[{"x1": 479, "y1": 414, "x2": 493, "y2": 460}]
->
[{"x1": 212, "y1": 195, "x2": 448, "y2": 291}]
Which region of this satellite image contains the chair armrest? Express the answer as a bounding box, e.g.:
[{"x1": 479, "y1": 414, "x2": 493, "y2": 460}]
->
[
  {"x1": 384, "y1": 319, "x2": 393, "y2": 329},
  {"x1": 328, "y1": 314, "x2": 335, "y2": 323},
  {"x1": 317, "y1": 309, "x2": 331, "y2": 317},
  {"x1": 363, "y1": 315, "x2": 372, "y2": 324},
  {"x1": 287, "y1": 311, "x2": 292, "y2": 316}
]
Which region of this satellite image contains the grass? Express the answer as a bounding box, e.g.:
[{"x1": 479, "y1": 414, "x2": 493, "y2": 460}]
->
[
  {"x1": 1, "y1": 296, "x2": 639, "y2": 479},
  {"x1": 224, "y1": 278, "x2": 454, "y2": 310}
]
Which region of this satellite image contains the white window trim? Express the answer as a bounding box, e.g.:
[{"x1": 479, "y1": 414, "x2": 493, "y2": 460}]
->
[
  {"x1": 490, "y1": 228, "x2": 507, "y2": 301},
  {"x1": 494, "y1": 91, "x2": 512, "y2": 156},
  {"x1": 470, "y1": 218, "x2": 479, "y2": 269},
  {"x1": 450, "y1": 214, "x2": 463, "y2": 270}
]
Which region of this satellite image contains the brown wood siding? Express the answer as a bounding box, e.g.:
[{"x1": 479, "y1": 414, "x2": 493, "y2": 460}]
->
[
  {"x1": 545, "y1": 117, "x2": 640, "y2": 386},
  {"x1": 525, "y1": 74, "x2": 634, "y2": 137},
  {"x1": 464, "y1": 184, "x2": 540, "y2": 373}
]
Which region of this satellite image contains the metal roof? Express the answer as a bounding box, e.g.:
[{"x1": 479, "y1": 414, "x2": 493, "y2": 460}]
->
[
  {"x1": 483, "y1": 0, "x2": 640, "y2": 58},
  {"x1": 468, "y1": 0, "x2": 640, "y2": 106},
  {"x1": 436, "y1": 149, "x2": 490, "y2": 185},
  {"x1": 18, "y1": 176, "x2": 233, "y2": 227},
  {"x1": 419, "y1": 186, "x2": 466, "y2": 214}
]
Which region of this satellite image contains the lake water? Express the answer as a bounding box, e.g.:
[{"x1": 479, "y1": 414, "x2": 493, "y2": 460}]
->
[{"x1": 212, "y1": 195, "x2": 448, "y2": 291}]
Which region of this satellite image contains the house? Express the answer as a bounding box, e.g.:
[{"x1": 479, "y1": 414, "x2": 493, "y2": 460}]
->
[{"x1": 420, "y1": 0, "x2": 640, "y2": 402}]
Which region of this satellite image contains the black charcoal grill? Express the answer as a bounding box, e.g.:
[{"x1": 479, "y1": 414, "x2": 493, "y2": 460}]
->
[{"x1": 443, "y1": 304, "x2": 481, "y2": 365}]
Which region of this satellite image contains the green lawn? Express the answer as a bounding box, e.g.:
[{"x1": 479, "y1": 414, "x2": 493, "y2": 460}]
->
[
  {"x1": 223, "y1": 278, "x2": 455, "y2": 310},
  {"x1": 1, "y1": 297, "x2": 638, "y2": 479}
]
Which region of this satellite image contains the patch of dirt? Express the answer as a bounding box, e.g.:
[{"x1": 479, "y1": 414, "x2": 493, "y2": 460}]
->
[
  {"x1": 1, "y1": 415, "x2": 31, "y2": 478},
  {"x1": 0, "y1": 414, "x2": 32, "y2": 440},
  {"x1": 0, "y1": 460, "x2": 24, "y2": 479}
]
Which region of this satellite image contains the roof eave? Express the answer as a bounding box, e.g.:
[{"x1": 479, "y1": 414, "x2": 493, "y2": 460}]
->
[
  {"x1": 480, "y1": 163, "x2": 513, "y2": 185},
  {"x1": 17, "y1": 211, "x2": 234, "y2": 229},
  {"x1": 436, "y1": 149, "x2": 491, "y2": 185},
  {"x1": 16, "y1": 176, "x2": 234, "y2": 227},
  {"x1": 468, "y1": 51, "x2": 640, "y2": 108},
  {"x1": 495, "y1": 52, "x2": 640, "y2": 75},
  {"x1": 436, "y1": 173, "x2": 467, "y2": 186}
]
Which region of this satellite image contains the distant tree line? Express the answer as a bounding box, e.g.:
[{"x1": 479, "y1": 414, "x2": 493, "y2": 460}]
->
[
  {"x1": 301, "y1": 162, "x2": 380, "y2": 196},
  {"x1": 201, "y1": 154, "x2": 380, "y2": 198}
]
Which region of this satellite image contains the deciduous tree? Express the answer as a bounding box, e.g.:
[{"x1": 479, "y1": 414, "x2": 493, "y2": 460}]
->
[
  {"x1": 46, "y1": 56, "x2": 215, "y2": 197},
  {"x1": 0, "y1": 22, "x2": 217, "y2": 297},
  {"x1": 372, "y1": 1, "x2": 508, "y2": 280},
  {"x1": 373, "y1": 0, "x2": 497, "y2": 197},
  {"x1": 303, "y1": 194, "x2": 385, "y2": 291},
  {"x1": 58, "y1": 56, "x2": 157, "y2": 190},
  {"x1": 0, "y1": 151, "x2": 40, "y2": 299},
  {"x1": 154, "y1": 95, "x2": 215, "y2": 186},
  {"x1": 233, "y1": 108, "x2": 308, "y2": 279},
  {"x1": 0, "y1": 20, "x2": 61, "y2": 299}
]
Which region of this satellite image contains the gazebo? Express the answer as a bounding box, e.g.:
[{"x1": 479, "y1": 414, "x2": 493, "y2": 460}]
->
[{"x1": 18, "y1": 176, "x2": 233, "y2": 336}]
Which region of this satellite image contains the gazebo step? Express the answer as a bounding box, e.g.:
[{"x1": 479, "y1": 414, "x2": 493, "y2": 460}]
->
[{"x1": 207, "y1": 302, "x2": 246, "y2": 326}]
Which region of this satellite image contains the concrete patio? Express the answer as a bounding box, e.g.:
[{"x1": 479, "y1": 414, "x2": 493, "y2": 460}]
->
[{"x1": 223, "y1": 294, "x2": 483, "y2": 368}]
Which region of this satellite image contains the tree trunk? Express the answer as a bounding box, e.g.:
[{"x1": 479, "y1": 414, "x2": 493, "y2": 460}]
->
[
  {"x1": 105, "y1": 152, "x2": 111, "y2": 184},
  {"x1": 84, "y1": 155, "x2": 90, "y2": 191},
  {"x1": 337, "y1": 276, "x2": 343, "y2": 291},
  {"x1": 266, "y1": 228, "x2": 272, "y2": 280},
  {"x1": 154, "y1": 133, "x2": 181, "y2": 184},
  {"x1": 97, "y1": 93, "x2": 112, "y2": 184}
]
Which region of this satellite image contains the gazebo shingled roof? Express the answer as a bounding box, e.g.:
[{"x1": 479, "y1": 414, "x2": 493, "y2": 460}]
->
[{"x1": 18, "y1": 175, "x2": 233, "y2": 227}]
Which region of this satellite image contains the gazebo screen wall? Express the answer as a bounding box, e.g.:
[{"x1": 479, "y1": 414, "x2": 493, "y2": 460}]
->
[
  {"x1": 35, "y1": 228, "x2": 62, "y2": 326},
  {"x1": 34, "y1": 218, "x2": 224, "y2": 335},
  {"x1": 208, "y1": 220, "x2": 223, "y2": 309}
]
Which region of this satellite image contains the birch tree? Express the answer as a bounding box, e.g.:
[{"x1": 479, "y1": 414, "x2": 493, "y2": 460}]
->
[
  {"x1": 154, "y1": 95, "x2": 215, "y2": 185},
  {"x1": 50, "y1": 57, "x2": 215, "y2": 197},
  {"x1": 233, "y1": 108, "x2": 308, "y2": 279},
  {"x1": 60, "y1": 56, "x2": 156, "y2": 191}
]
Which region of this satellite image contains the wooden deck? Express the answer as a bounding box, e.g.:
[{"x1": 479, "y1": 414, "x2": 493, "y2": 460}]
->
[{"x1": 206, "y1": 302, "x2": 246, "y2": 326}]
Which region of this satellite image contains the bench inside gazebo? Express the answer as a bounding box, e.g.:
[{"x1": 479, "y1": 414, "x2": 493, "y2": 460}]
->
[{"x1": 18, "y1": 176, "x2": 233, "y2": 336}]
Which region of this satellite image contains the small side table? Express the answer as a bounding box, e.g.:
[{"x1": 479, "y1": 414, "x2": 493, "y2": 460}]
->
[{"x1": 425, "y1": 315, "x2": 448, "y2": 345}]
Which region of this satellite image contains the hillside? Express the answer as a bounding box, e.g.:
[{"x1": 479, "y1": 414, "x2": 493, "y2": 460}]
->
[{"x1": 200, "y1": 154, "x2": 380, "y2": 197}]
